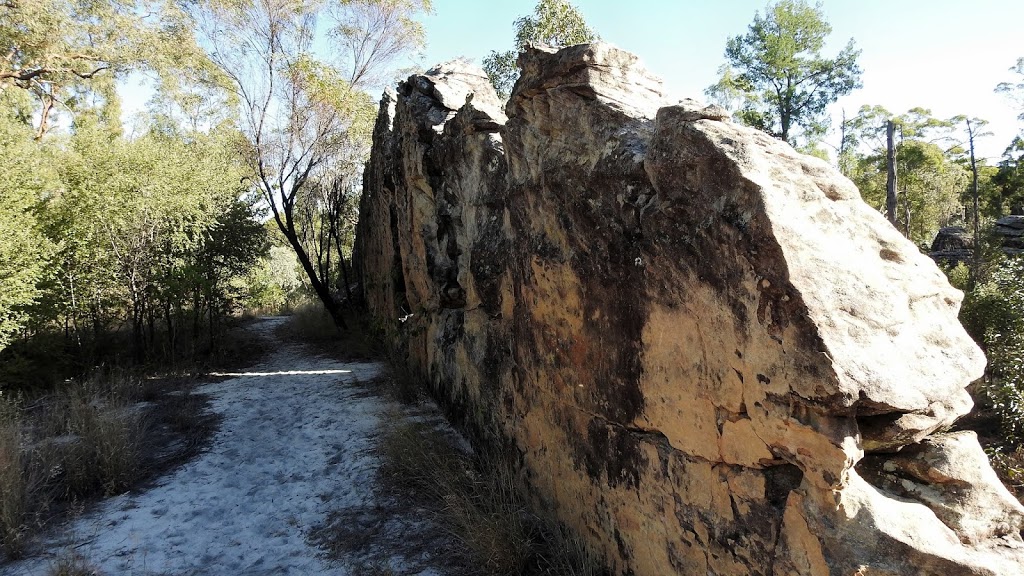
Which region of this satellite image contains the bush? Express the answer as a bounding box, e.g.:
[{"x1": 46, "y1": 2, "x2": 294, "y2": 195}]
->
[
  {"x1": 959, "y1": 258, "x2": 1024, "y2": 441},
  {"x1": 952, "y1": 257, "x2": 1024, "y2": 493}
]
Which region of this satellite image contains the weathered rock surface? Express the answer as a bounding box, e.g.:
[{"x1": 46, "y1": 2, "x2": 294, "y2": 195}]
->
[
  {"x1": 930, "y1": 217, "x2": 1024, "y2": 263},
  {"x1": 354, "y1": 43, "x2": 1024, "y2": 575},
  {"x1": 996, "y1": 215, "x2": 1024, "y2": 255},
  {"x1": 930, "y1": 226, "x2": 974, "y2": 265}
]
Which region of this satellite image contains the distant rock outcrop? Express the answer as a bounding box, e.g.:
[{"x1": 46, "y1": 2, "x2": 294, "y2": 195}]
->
[
  {"x1": 354, "y1": 43, "x2": 1024, "y2": 575},
  {"x1": 996, "y1": 215, "x2": 1024, "y2": 255},
  {"x1": 930, "y1": 216, "x2": 1024, "y2": 264},
  {"x1": 930, "y1": 226, "x2": 974, "y2": 265}
]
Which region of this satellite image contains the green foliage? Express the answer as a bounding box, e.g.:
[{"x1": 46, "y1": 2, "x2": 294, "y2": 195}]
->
[
  {"x1": 706, "y1": 0, "x2": 861, "y2": 147},
  {"x1": 996, "y1": 57, "x2": 1024, "y2": 123},
  {"x1": 31, "y1": 116, "x2": 266, "y2": 361},
  {"x1": 844, "y1": 105, "x2": 970, "y2": 245},
  {"x1": 958, "y1": 258, "x2": 1024, "y2": 444},
  {"x1": 241, "y1": 246, "x2": 304, "y2": 312},
  {"x1": 994, "y1": 137, "x2": 1024, "y2": 214},
  {"x1": 0, "y1": 114, "x2": 54, "y2": 352},
  {"x1": 482, "y1": 0, "x2": 598, "y2": 99},
  {"x1": 0, "y1": 0, "x2": 209, "y2": 136}
]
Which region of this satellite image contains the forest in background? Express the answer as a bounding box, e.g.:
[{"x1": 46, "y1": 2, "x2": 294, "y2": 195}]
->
[{"x1": 0, "y1": 0, "x2": 431, "y2": 388}]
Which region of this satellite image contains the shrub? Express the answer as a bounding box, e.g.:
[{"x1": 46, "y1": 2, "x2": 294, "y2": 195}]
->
[
  {"x1": 960, "y1": 258, "x2": 1024, "y2": 442},
  {"x1": 952, "y1": 257, "x2": 1024, "y2": 493}
]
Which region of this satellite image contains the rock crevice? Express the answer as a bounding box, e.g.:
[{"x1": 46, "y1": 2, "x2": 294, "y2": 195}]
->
[{"x1": 354, "y1": 42, "x2": 1024, "y2": 575}]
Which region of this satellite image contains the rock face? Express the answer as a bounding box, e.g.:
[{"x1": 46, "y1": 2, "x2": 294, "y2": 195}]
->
[
  {"x1": 930, "y1": 226, "x2": 974, "y2": 265},
  {"x1": 930, "y1": 217, "x2": 1024, "y2": 264},
  {"x1": 996, "y1": 215, "x2": 1024, "y2": 255},
  {"x1": 354, "y1": 43, "x2": 1024, "y2": 575}
]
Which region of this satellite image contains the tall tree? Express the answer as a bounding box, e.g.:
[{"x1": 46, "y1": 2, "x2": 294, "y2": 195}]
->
[
  {"x1": 953, "y1": 116, "x2": 992, "y2": 272},
  {"x1": 886, "y1": 119, "x2": 898, "y2": 227},
  {"x1": 0, "y1": 0, "x2": 206, "y2": 138},
  {"x1": 996, "y1": 57, "x2": 1024, "y2": 122},
  {"x1": 192, "y1": 0, "x2": 429, "y2": 330},
  {"x1": 845, "y1": 105, "x2": 968, "y2": 244},
  {"x1": 705, "y1": 0, "x2": 861, "y2": 147},
  {"x1": 0, "y1": 108, "x2": 54, "y2": 352},
  {"x1": 482, "y1": 0, "x2": 598, "y2": 100}
]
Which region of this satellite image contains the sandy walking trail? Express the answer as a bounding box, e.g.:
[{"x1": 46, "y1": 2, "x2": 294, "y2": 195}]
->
[{"x1": 1, "y1": 317, "x2": 444, "y2": 576}]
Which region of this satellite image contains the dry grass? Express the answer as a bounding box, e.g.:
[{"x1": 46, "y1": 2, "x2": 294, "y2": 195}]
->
[
  {"x1": 1, "y1": 385, "x2": 144, "y2": 558},
  {"x1": 376, "y1": 418, "x2": 605, "y2": 576},
  {"x1": 0, "y1": 396, "x2": 31, "y2": 558},
  {"x1": 45, "y1": 551, "x2": 98, "y2": 576},
  {"x1": 275, "y1": 302, "x2": 385, "y2": 362},
  {"x1": 0, "y1": 320, "x2": 255, "y2": 562},
  {"x1": 0, "y1": 370, "x2": 201, "y2": 560}
]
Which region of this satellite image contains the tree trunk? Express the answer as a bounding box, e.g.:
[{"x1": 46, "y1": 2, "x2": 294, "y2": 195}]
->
[
  {"x1": 885, "y1": 120, "x2": 898, "y2": 228},
  {"x1": 284, "y1": 227, "x2": 348, "y2": 331},
  {"x1": 330, "y1": 225, "x2": 354, "y2": 305},
  {"x1": 967, "y1": 119, "x2": 981, "y2": 278},
  {"x1": 838, "y1": 109, "x2": 848, "y2": 176}
]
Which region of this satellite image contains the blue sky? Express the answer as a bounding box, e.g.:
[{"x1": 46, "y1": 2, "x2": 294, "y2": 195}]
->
[{"x1": 414, "y1": 0, "x2": 1024, "y2": 162}]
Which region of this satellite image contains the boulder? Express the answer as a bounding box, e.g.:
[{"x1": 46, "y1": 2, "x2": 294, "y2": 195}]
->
[
  {"x1": 354, "y1": 43, "x2": 1024, "y2": 575},
  {"x1": 995, "y1": 215, "x2": 1024, "y2": 255},
  {"x1": 930, "y1": 226, "x2": 974, "y2": 265}
]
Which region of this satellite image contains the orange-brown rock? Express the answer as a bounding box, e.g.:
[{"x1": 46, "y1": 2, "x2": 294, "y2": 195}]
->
[{"x1": 353, "y1": 43, "x2": 1024, "y2": 575}]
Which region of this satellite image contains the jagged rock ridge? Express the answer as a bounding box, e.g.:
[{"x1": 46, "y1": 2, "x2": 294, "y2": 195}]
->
[{"x1": 353, "y1": 43, "x2": 1024, "y2": 575}]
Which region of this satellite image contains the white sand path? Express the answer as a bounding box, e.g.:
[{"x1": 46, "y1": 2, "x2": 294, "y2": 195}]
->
[{"x1": 1, "y1": 317, "x2": 443, "y2": 576}]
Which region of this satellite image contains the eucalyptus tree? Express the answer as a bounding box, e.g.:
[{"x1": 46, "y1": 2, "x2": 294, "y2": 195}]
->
[
  {"x1": 0, "y1": 0, "x2": 205, "y2": 138},
  {"x1": 0, "y1": 107, "x2": 55, "y2": 352},
  {"x1": 951, "y1": 116, "x2": 992, "y2": 268},
  {"x1": 193, "y1": 0, "x2": 430, "y2": 329},
  {"x1": 482, "y1": 0, "x2": 598, "y2": 100},
  {"x1": 996, "y1": 57, "x2": 1024, "y2": 122},
  {"x1": 844, "y1": 105, "x2": 969, "y2": 244},
  {"x1": 706, "y1": 0, "x2": 861, "y2": 147}
]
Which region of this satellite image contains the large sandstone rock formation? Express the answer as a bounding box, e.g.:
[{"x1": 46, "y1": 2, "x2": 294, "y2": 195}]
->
[{"x1": 354, "y1": 43, "x2": 1024, "y2": 575}]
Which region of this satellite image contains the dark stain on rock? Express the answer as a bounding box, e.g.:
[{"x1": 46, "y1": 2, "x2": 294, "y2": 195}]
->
[
  {"x1": 765, "y1": 463, "x2": 804, "y2": 511},
  {"x1": 613, "y1": 528, "x2": 634, "y2": 567},
  {"x1": 575, "y1": 418, "x2": 649, "y2": 489},
  {"x1": 583, "y1": 418, "x2": 610, "y2": 482}
]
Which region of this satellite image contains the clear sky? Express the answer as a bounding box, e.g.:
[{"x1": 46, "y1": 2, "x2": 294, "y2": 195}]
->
[{"x1": 414, "y1": 0, "x2": 1024, "y2": 162}]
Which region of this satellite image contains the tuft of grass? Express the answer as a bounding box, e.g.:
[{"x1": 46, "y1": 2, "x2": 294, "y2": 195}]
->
[
  {"x1": 51, "y1": 379, "x2": 146, "y2": 499},
  {"x1": 376, "y1": 418, "x2": 606, "y2": 576},
  {"x1": 46, "y1": 551, "x2": 99, "y2": 576},
  {"x1": 0, "y1": 372, "x2": 152, "y2": 560}
]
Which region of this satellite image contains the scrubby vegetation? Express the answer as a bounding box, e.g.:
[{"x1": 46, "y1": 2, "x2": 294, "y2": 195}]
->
[
  {"x1": 0, "y1": 324, "x2": 260, "y2": 560},
  {"x1": 949, "y1": 257, "x2": 1024, "y2": 495}
]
